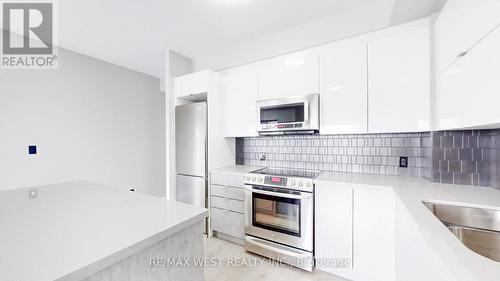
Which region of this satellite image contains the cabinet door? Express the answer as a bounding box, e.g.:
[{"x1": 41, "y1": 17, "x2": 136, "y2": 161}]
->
[
  {"x1": 395, "y1": 200, "x2": 456, "y2": 281},
  {"x1": 437, "y1": 25, "x2": 500, "y2": 130},
  {"x1": 211, "y1": 207, "x2": 245, "y2": 239},
  {"x1": 315, "y1": 182, "x2": 353, "y2": 278},
  {"x1": 435, "y1": 0, "x2": 500, "y2": 74},
  {"x1": 368, "y1": 19, "x2": 431, "y2": 133},
  {"x1": 220, "y1": 65, "x2": 259, "y2": 137},
  {"x1": 354, "y1": 188, "x2": 395, "y2": 281},
  {"x1": 173, "y1": 70, "x2": 209, "y2": 99},
  {"x1": 211, "y1": 172, "x2": 246, "y2": 188},
  {"x1": 320, "y1": 40, "x2": 368, "y2": 134},
  {"x1": 258, "y1": 51, "x2": 319, "y2": 100}
]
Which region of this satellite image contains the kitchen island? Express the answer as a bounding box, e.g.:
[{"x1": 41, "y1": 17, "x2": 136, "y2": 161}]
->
[{"x1": 0, "y1": 181, "x2": 208, "y2": 281}]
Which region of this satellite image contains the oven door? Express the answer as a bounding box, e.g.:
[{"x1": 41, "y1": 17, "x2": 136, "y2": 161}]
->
[{"x1": 244, "y1": 185, "x2": 313, "y2": 251}]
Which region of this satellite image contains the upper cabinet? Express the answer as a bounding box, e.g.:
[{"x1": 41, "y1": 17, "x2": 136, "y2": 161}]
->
[
  {"x1": 220, "y1": 64, "x2": 259, "y2": 137},
  {"x1": 435, "y1": 0, "x2": 500, "y2": 74},
  {"x1": 319, "y1": 39, "x2": 368, "y2": 134},
  {"x1": 173, "y1": 70, "x2": 235, "y2": 169},
  {"x1": 218, "y1": 18, "x2": 436, "y2": 136},
  {"x1": 258, "y1": 51, "x2": 319, "y2": 100},
  {"x1": 437, "y1": 24, "x2": 500, "y2": 130},
  {"x1": 367, "y1": 19, "x2": 431, "y2": 133},
  {"x1": 174, "y1": 69, "x2": 210, "y2": 100}
]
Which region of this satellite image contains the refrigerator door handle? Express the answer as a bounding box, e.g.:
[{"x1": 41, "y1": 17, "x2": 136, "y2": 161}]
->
[{"x1": 205, "y1": 137, "x2": 208, "y2": 178}]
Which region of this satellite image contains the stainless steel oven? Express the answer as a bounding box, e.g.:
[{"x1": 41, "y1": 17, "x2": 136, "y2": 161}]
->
[
  {"x1": 244, "y1": 185, "x2": 313, "y2": 250},
  {"x1": 257, "y1": 94, "x2": 319, "y2": 135},
  {"x1": 243, "y1": 168, "x2": 319, "y2": 271}
]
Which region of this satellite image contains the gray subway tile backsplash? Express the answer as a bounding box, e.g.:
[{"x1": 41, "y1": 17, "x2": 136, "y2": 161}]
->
[
  {"x1": 236, "y1": 133, "x2": 428, "y2": 177},
  {"x1": 428, "y1": 130, "x2": 500, "y2": 188},
  {"x1": 236, "y1": 129, "x2": 500, "y2": 190}
]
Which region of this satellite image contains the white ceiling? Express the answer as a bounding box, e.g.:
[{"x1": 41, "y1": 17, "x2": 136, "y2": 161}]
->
[{"x1": 57, "y1": 0, "x2": 446, "y2": 78}]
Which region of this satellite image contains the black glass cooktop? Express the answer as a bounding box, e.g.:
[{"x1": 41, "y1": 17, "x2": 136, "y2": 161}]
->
[{"x1": 251, "y1": 167, "x2": 321, "y2": 179}]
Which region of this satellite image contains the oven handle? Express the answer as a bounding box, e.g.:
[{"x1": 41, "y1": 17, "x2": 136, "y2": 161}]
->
[
  {"x1": 244, "y1": 186, "x2": 312, "y2": 200},
  {"x1": 245, "y1": 236, "x2": 313, "y2": 260}
]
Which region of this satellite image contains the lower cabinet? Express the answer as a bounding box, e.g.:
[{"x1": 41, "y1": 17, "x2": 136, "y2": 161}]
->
[
  {"x1": 211, "y1": 196, "x2": 244, "y2": 213},
  {"x1": 210, "y1": 207, "x2": 245, "y2": 239},
  {"x1": 211, "y1": 184, "x2": 245, "y2": 201},
  {"x1": 395, "y1": 200, "x2": 456, "y2": 281},
  {"x1": 353, "y1": 187, "x2": 395, "y2": 281},
  {"x1": 315, "y1": 182, "x2": 354, "y2": 277},
  {"x1": 209, "y1": 172, "x2": 246, "y2": 242},
  {"x1": 315, "y1": 183, "x2": 395, "y2": 281}
]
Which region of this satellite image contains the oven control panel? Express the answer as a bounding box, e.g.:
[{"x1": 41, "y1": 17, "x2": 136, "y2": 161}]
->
[
  {"x1": 265, "y1": 176, "x2": 287, "y2": 186},
  {"x1": 244, "y1": 174, "x2": 313, "y2": 192}
]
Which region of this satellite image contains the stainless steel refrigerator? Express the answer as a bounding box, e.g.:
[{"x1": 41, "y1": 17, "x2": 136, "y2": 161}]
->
[{"x1": 175, "y1": 102, "x2": 207, "y2": 213}]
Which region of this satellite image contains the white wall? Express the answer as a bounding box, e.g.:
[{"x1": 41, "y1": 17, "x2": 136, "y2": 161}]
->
[{"x1": 0, "y1": 48, "x2": 166, "y2": 196}]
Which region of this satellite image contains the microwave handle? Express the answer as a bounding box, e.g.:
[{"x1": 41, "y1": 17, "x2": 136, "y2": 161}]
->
[
  {"x1": 304, "y1": 96, "x2": 310, "y2": 126},
  {"x1": 244, "y1": 186, "x2": 312, "y2": 200}
]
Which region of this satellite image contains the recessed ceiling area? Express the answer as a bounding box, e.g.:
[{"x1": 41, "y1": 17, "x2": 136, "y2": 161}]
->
[{"x1": 57, "y1": 0, "x2": 446, "y2": 78}]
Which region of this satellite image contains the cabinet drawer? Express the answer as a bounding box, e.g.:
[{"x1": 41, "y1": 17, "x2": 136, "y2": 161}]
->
[
  {"x1": 211, "y1": 196, "x2": 244, "y2": 213},
  {"x1": 211, "y1": 207, "x2": 245, "y2": 239},
  {"x1": 211, "y1": 184, "x2": 245, "y2": 201},
  {"x1": 211, "y1": 172, "x2": 246, "y2": 188}
]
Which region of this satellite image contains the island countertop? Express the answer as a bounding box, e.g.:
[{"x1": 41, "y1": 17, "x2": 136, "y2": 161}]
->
[{"x1": 0, "y1": 181, "x2": 208, "y2": 281}]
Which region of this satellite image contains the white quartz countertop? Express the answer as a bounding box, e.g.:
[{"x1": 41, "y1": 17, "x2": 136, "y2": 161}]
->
[
  {"x1": 0, "y1": 181, "x2": 208, "y2": 281},
  {"x1": 315, "y1": 172, "x2": 500, "y2": 281},
  {"x1": 210, "y1": 165, "x2": 264, "y2": 175}
]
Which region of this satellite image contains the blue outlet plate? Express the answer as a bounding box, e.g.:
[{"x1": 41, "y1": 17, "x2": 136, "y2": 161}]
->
[{"x1": 29, "y1": 145, "x2": 37, "y2": 155}]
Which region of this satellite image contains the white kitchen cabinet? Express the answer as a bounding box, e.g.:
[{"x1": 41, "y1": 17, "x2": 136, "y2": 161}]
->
[
  {"x1": 173, "y1": 69, "x2": 210, "y2": 100},
  {"x1": 210, "y1": 207, "x2": 245, "y2": 240},
  {"x1": 258, "y1": 51, "x2": 319, "y2": 100},
  {"x1": 315, "y1": 182, "x2": 354, "y2": 279},
  {"x1": 437, "y1": 24, "x2": 500, "y2": 130},
  {"x1": 395, "y1": 200, "x2": 456, "y2": 281},
  {"x1": 367, "y1": 19, "x2": 431, "y2": 133},
  {"x1": 315, "y1": 182, "x2": 395, "y2": 281},
  {"x1": 354, "y1": 187, "x2": 395, "y2": 281},
  {"x1": 435, "y1": 0, "x2": 500, "y2": 74},
  {"x1": 319, "y1": 39, "x2": 368, "y2": 134},
  {"x1": 209, "y1": 171, "x2": 246, "y2": 244},
  {"x1": 220, "y1": 64, "x2": 259, "y2": 137}
]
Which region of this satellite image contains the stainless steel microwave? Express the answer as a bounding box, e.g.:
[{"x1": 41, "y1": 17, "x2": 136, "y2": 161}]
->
[{"x1": 257, "y1": 94, "x2": 319, "y2": 135}]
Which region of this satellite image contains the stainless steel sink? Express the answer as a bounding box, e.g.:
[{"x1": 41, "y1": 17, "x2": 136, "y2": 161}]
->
[{"x1": 423, "y1": 201, "x2": 500, "y2": 262}]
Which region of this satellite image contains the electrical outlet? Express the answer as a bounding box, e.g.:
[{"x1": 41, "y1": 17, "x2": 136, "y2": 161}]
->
[
  {"x1": 260, "y1": 153, "x2": 267, "y2": 161},
  {"x1": 28, "y1": 145, "x2": 37, "y2": 155},
  {"x1": 399, "y1": 157, "x2": 408, "y2": 168}
]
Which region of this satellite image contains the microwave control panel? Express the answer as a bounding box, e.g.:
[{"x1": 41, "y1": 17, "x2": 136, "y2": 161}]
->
[{"x1": 261, "y1": 123, "x2": 303, "y2": 130}]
